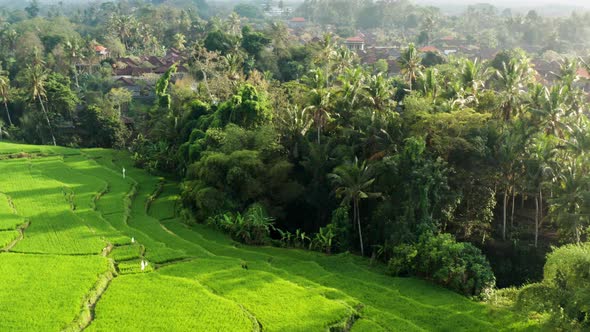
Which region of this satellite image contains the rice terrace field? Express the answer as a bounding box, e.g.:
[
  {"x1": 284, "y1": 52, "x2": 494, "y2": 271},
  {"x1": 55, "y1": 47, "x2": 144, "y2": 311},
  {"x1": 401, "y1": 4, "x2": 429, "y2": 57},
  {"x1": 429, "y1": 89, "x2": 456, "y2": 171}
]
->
[{"x1": 0, "y1": 142, "x2": 539, "y2": 331}]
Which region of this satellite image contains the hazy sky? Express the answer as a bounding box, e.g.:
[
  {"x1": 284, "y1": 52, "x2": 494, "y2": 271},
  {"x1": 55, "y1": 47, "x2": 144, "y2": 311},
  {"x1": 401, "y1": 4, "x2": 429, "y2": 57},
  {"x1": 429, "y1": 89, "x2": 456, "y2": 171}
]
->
[{"x1": 416, "y1": 0, "x2": 590, "y2": 7}]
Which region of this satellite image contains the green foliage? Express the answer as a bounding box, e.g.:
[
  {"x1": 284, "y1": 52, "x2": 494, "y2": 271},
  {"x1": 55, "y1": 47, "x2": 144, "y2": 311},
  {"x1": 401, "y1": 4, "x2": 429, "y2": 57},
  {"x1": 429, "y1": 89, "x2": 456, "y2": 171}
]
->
[
  {"x1": 310, "y1": 224, "x2": 336, "y2": 254},
  {"x1": 218, "y1": 203, "x2": 275, "y2": 245},
  {"x1": 204, "y1": 30, "x2": 238, "y2": 55},
  {"x1": 388, "y1": 233, "x2": 496, "y2": 298},
  {"x1": 78, "y1": 105, "x2": 129, "y2": 148},
  {"x1": 234, "y1": 4, "x2": 264, "y2": 19},
  {"x1": 214, "y1": 84, "x2": 272, "y2": 128},
  {"x1": 544, "y1": 243, "x2": 590, "y2": 326},
  {"x1": 241, "y1": 26, "x2": 271, "y2": 58},
  {"x1": 155, "y1": 64, "x2": 177, "y2": 110}
]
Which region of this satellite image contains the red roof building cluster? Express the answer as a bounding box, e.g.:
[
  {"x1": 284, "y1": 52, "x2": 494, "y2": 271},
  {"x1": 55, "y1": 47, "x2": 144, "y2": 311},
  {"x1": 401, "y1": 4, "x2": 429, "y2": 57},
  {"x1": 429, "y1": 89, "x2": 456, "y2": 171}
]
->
[{"x1": 419, "y1": 46, "x2": 439, "y2": 53}]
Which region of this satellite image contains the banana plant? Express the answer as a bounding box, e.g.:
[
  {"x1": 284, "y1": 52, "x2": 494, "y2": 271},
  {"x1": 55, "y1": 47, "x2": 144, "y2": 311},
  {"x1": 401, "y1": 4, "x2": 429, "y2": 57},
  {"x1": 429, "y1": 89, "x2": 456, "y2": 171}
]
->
[{"x1": 312, "y1": 226, "x2": 335, "y2": 254}]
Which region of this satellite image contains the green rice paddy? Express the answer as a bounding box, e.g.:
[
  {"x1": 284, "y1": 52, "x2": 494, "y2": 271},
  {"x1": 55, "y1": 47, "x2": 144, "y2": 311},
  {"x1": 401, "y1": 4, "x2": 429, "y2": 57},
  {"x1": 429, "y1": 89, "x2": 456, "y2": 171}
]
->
[{"x1": 0, "y1": 142, "x2": 540, "y2": 331}]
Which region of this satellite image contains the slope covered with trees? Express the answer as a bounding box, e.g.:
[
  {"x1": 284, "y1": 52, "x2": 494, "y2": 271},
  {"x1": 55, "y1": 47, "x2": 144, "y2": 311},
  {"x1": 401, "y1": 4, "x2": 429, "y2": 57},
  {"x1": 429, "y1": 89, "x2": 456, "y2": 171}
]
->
[
  {"x1": 1, "y1": 0, "x2": 590, "y2": 329},
  {"x1": 0, "y1": 142, "x2": 538, "y2": 331}
]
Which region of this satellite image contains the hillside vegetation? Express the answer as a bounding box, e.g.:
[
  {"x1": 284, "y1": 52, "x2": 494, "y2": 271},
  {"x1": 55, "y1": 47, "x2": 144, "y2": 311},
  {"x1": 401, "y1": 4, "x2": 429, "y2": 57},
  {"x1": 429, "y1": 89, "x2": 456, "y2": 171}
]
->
[{"x1": 0, "y1": 142, "x2": 538, "y2": 331}]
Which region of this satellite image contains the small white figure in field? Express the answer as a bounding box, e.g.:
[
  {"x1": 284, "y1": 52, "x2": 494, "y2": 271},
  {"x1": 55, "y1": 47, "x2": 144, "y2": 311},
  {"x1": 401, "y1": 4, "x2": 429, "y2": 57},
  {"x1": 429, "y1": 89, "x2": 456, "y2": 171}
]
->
[
  {"x1": 131, "y1": 237, "x2": 135, "y2": 243},
  {"x1": 122, "y1": 167, "x2": 126, "y2": 179},
  {"x1": 141, "y1": 260, "x2": 148, "y2": 271}
]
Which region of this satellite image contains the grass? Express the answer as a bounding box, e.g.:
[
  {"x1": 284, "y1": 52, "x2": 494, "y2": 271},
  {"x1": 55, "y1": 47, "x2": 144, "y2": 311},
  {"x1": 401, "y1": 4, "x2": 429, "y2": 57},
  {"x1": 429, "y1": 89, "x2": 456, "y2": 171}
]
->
[
  {"x1": 0, "y1": 142, "x2": 542, "y2": 331},
  {"x1": 88, "y1": 274, "x2": 253, "y2": 332},
  {"x1": 0, "y1": 192, "x2": 24, "y2": 231},
  {"x1": 0, "y1": 253, "x2": 110, "y2": 331},
  {"x1": 0, "y1": 230, "x2": 20, "y2": 248},
  {"x1": 108, "y1": 244, "x2": 143, "y2": 261}
]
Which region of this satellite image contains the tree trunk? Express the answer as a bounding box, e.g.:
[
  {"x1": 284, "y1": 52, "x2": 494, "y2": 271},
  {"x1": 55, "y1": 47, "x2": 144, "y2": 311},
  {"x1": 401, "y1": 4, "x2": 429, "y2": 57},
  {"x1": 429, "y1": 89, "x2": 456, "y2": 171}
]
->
[
  {"x1": 73, "y1": 66, "x2": 80, "y2": 91},
  {"x1": 355, "y1": 199, "x2": 364, "y2": 257},
  {"x1": 317, "y1": 126, "x2": 321, "y2": 145},
  {"x1": 3, "y1": 100, "x2": 12, "y2": 126},
  {"x1": 534, "y1": 195, "x2": 539, "y2": 248},
  {"x1": 201, "y1": 69, "x2": 213, "y2": 101},
  {"x1": 38, "y1": 96, "x2": 56, "y2": 146},
  {"x1": 503, "y1": 190, "x2": 508, "y2": 241},
  {"x1": 511, "y1": 191, "x2": 516, "y2": 227},
  {"x1": 539, "y1": 189, "x2": 543, "y2": 226}
]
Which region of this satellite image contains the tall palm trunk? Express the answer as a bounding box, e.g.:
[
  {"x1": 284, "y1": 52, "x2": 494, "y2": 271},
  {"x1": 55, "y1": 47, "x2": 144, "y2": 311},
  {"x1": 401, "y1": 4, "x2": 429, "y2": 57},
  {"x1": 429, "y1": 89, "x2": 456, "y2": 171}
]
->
[
  {"x1": 511, "y1": 191, "x2": 516, "y2": 227},
  {"x1": 534, "y1": 195, "x2": 539, "y2": 248},
  {"x1": 317, "y1": 126, "x2": 321, "y2": 145},
  {"x1": 502, "y1": 190, "x2": 508, "y2": 241},
  {"x1": 539, "y1": 188, "x2": 543, "y2": 226},
  {"x1": 38, "y1": 96, "x2": 56, "y2": 146},
  {"x1": 354, "y1": 198, "x2": 364, "y2": 257},
  {"x1": 3, "y1": 100, "x2": 12, "y2": 126}
]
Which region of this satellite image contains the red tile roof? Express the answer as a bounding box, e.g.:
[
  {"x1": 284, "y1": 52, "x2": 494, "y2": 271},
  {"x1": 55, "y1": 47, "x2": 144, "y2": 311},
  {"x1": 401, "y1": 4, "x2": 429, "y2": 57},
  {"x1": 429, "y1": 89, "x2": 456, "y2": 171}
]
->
[
  {"x1": 345, "y1": 36, "x2": 364, "y2": 43},
  {"x1": 290, "y1": 17, "x2": 305, "y2": 22},
  {"x1": 419, "y1": 46, "x2": 439, "y2": 53},
  {"x1": 577, "y1": 68, "x2": 590, "y2": 80},
  {"x1": 94, "y1": 45, "x2": 107, "y2": 52}
]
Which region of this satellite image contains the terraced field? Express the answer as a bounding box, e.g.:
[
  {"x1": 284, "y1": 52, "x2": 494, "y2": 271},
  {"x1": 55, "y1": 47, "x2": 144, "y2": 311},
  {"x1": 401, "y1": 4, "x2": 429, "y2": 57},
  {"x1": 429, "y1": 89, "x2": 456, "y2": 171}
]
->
[{"x1": 0, "y1": 142, "x2": 539, "y2": 331}]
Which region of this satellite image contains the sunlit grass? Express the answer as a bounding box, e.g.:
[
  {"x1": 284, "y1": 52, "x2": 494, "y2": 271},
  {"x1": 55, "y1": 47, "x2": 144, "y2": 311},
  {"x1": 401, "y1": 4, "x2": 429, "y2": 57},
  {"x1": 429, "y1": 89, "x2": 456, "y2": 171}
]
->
[
  {"x1": 88, "y1": 273, "x2": 253, "y2": 332},
  {"x1": 0, "y1": 253, "x2": 110, "y2": 331},
  {"x1": 0, "y1": 230, "x2": 19, "y2": 248}
]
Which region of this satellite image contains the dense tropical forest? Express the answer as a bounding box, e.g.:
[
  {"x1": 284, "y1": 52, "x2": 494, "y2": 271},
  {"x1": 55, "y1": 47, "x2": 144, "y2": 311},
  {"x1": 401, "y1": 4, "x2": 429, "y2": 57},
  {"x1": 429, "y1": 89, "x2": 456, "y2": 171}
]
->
[{"x1": 1, "y1": 0, "x2": 590, "y2": 330}]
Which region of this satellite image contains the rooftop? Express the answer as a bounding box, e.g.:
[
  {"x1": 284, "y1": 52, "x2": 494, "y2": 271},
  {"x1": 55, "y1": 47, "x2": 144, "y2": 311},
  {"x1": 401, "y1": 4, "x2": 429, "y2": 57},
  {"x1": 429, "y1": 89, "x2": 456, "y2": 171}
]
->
[
  {"x1": 419, "y1": 46, "x2": 439, "y2": 53},
  {"x1": 345, "y1": 36, "x2": 365, "y2": 43}
]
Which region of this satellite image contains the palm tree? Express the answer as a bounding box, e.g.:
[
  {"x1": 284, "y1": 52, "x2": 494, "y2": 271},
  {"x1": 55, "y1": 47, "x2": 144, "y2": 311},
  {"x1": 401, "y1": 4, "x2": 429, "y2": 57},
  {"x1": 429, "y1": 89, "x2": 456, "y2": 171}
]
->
[
  {"x1": 459, "y1": 58, "x2": 487, "y2": 100},
  {"x1": 108, "y1": 14, "x2": 137, "y2": 49},
  {"x1": 549, "y1": 159, "x2": 589, "y2": 244},
  {"x1": 525, "y1": 134, "x2": 558, "y2": 247},
  {"x1": 26, "y1": 64, "x2": 56, "y2": 146},
  {"x1": 267, "y1": 22, "x2": 289, "y2": 58},
  {"x1": 173, "y1": 33, "x2": 187, "y2": 51},
  {"x1": 329, "y1": 158, "x2": 381, "y2": 256},
  {"x1": 338, "y1": 67, "x2": 365, "y2": 109},
  {"x1": 0, "y1": 65, "x2": 12, "y2": 126},
  {"x1": 531, "y1": 84, "x2": 571, "y2": 138},
  {"x1": 552, "y1": 57, "x2": 579, "y2": 90},
  {"x1": 303, "y1": 69, "x2": 332, "y2": 145},
  {"x1": 495, "y1": 58, "x2": 532, "y2": 122},
  {"x1": 313, "y1": 34, "x2": 338, "y2": 88},
  {"x1": 63, "y1": 40, "x2": 83, "y2": 90},
  {"x1": 497, "y1": 125, "x2": 528, "y2": 240},
  {"x1": 364, "y1": 73, "x2": 396, "y2": 120},
  {"x1": 226, "y1": 12, "x2": 242, "y2": 36},
  {"x1": 0, "y1": 119, "x2": 9, "y2": 141},
  {"x1": 398, "y1": 43, "x2": 422, "y2": 91},
  {"x1": 417, "y1": 67, "x2": 439, "y2": 100},
  {"x1": 276, "y1": 105, "x2": 312, "y2": 159}
]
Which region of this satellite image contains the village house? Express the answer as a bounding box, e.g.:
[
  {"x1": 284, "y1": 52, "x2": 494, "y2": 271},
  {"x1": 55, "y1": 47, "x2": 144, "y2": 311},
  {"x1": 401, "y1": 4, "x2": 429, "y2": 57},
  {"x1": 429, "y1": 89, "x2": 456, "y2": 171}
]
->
[
  {"x1": 94, "y1": 45, "x2": 109, "y2": 59},
  {"x1": 344, "y1": 36, "x2": 365, "y2": 51},
  {"x1": 288, "y1": 17, "x2": 306, "y2": 29}
]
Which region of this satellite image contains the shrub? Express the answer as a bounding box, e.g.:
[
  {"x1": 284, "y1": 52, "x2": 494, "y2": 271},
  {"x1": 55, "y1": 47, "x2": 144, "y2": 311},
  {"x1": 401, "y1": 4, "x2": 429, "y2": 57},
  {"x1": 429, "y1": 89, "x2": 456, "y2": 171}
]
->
[
  {"x1": 543, "y1": 243, "x2": 590, "y2": 327},
  {"x1": 218, "y1": 204, "x2": 275, "y2": 245},
  {"x1": 388, "y1": 233, "x2": 496, "y2": 297}
]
